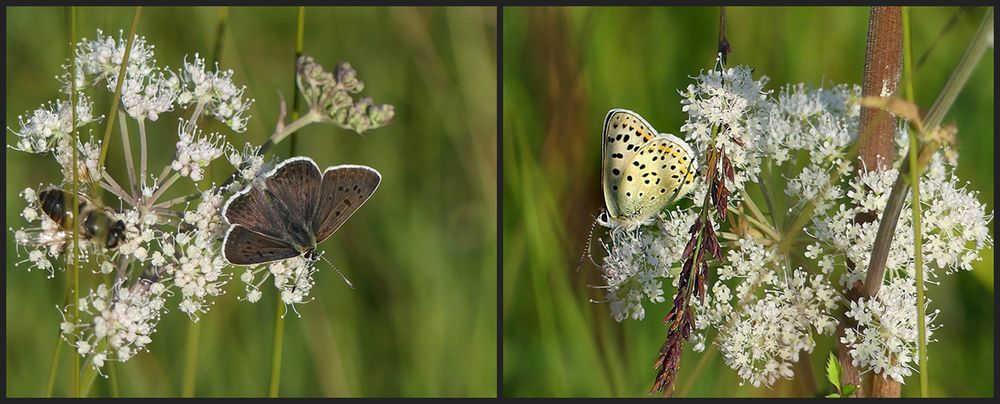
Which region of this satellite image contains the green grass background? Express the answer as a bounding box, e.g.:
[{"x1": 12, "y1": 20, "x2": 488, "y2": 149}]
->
[
  {"x1": 5, "y1": 6, "x2": 496, "y2": 397},
  {"x1": 502, "y1": 6, "x2": 993, "y2": 397}
]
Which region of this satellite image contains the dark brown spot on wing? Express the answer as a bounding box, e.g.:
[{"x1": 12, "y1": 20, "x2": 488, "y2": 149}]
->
[{"x1": 312, "y1": 166, "x2": 381, "y2": 243}]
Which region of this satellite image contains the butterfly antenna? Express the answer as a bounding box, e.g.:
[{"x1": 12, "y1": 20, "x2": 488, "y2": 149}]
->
[
  {"x1": 576, "y1": 209, "x2": 603, "y2": 273},
  {"x1": 319, "y1": 254, "x2": 355, "y2": 289}
]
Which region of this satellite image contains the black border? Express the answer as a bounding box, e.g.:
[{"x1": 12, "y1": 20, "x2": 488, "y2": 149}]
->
[{"x1": 3, "y1": 1, "x2": 999, "y2": 400}]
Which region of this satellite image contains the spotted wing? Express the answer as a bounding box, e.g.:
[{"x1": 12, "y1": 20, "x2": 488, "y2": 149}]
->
[
  {"x1": 223, "y1": 225, "x2": 301, "y2": 265},
  {"x1": 615, "y1": 133, "x2": 698, "y2": 221},
  {"x1": 602, "y1": 109, "x2": 659, "y2": 219},
  {"x1": 312, "y1": 165, "x2": 381, "y2": 243}
]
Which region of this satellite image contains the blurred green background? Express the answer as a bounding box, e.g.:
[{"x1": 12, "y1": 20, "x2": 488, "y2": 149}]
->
[
  {"x1": 6, "y1": 6, "x2": 496, "y2": 397},
  {"x1": 502, "y1": 6, "x2": 993, "y2": 397}
]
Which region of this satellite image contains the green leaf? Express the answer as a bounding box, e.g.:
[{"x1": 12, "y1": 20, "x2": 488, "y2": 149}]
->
[
  {"x1": 843, "y1": 384, "x2": 857, "y2": 396},
  {"x1": 825, "y1": 352, "x2": 842, "y2": 392},
  {"x1": 825, "y1": 393, "x2": 841, "y2": 398}
]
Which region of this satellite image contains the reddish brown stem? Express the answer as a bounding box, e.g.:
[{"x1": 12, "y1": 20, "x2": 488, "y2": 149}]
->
[
  {"x1": 843, "y1": 6, "x2": 904, "y2": 398},
  {"x1": 857, "y1": 6, "x2": 902, "y2": 171}
]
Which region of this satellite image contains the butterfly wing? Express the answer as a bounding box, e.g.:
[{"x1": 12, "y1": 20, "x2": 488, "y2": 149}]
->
[
  {"x1": 222, "y1": 157, "x2": 322, "y2": 240},
  {"x1": 602, "y1": 109, "x2": 659, "y2": 219},
  {"x1": 616, "y1": 133, "x2": 698, "y2": 222},
  {"x1": 312, "y1": 165, "x2": 381, "y2": 243},
  {"x1": 223, "y1": 225, "x2": 301, "y2": 265},
  {"x1": 223, "y1": 187, "x2": 285, "y2": 240},
  {"x1": 261, "y1": 156, "x2": 323, "y2": 226}
]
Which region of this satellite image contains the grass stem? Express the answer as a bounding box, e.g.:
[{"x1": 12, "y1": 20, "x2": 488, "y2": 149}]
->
[
  {"x1": 66, "y1": 5, "x2": 81, "y2": 397},
  {"x1": 45, "y1": 333, "x2": 64, "y2": 396},
  {"x1": 182, "y1": 320, "x2": 202, "y2": 397},
  {"x1": 268, "y1": 301, "x2": 286, "y2": 397},
  {"x1": 269, "y1": 8, "x2": 305, "y2": 397},
  {"x1": 902, "y1": 6, "x2": 929, "y2": 398},
  {"x1": 96, "y1": 7, "x2": 142, "y2": 171}
]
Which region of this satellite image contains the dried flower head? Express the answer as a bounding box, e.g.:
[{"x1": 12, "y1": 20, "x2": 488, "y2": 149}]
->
[{"x1": 296, "y1": 55, "x2": 395, "y2": 133}]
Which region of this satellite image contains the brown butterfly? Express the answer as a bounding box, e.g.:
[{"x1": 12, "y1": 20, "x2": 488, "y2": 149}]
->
[{"x1": 222, "y1": 156, "x2": 380, "y2": 266}]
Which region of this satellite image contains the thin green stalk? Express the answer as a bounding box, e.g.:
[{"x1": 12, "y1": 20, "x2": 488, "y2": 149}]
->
[
  {"x1": 67, "y1": 6, "x2": 81, "y2": 397},
  {"x1": 678, "y1": 342, "x2": 718, "y2": 397},
  {"x1": 108, "y1": 362, "x2": 120, "y2": 397},
  {"x1": 288, "y1": 6, "x2": 305, "y2": 155},
  {"x1": 759, "y1": 162, "x2": 783, "y2": 230},
  {"x1": 777, "y1": 152, "x2": 853, "y2": 252},
  {"x1": 45, "y1": 282, "x2": 76, "y2": 396},
  {"x1": 269, "y1": 9, "x2": 304, "y2": 397},
  {"x1": 96, "y1": 6, "x2": 141, "y2": 171},
  {"x1": 737, "y1": 190, "x2": 780, "y2": 241},
  {"x1": 138, "y1": 118, "x2": 148, "y2": 188},
  {"x1": 182, "y1": 320, "x2": 202, "y2": 397},
  {"x1": 210, "y1": 7, "x2": 230, "y2": 65},
  {"x1": 79, "y1": 341, "x2": 106, "y2": 397},
  {"x1": 909, "y1": 128, "x2": 927, "y2": 397},
  {"x1": 118, "y1": 112, "x2": 137, "y2": 195},
  {"x1": 924, "y1": 8, "x2": 993, "y2": 130},
  {"x1": 45, "y1": 333, "x2": 63, "y2": 396},
  {"x1": 148, "y1": 172, "x2": 182, "y2": 203},
  {"x1": 902, "y1": 6, "x2": 929, "y2": 398},
  {"x1": 268, "y1": 302, "x2": 286, "y2": 397},
  {"x1": 902, "y1": 7, "x2": 916, "y2": 103},
  {"x1": 270, "y1": 111, "x2": 320, "y2": 148}
]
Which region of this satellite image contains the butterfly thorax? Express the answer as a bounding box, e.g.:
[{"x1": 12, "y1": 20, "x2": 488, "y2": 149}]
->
[
  {"x1": 285, "y1": 221, "x2": 317, "y2": 254},
  {"x1": 263, "y1": 188, "x2": 318, "y2": 253}
]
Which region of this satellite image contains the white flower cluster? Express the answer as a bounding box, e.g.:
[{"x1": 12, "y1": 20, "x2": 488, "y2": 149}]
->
[
  {"x1": 8, "y1": 94, "x2": 98, "y2": 154},
  {"x1": 53, "y1": 136, "x2": 104, "y2": 185},
  {"x1": 177, "y1": 53, "x2": 253, "y2": 132},
  {"x1": 600, "y1": 209, "x2": 697, "y2": 322},
  {"x1": 694, "y1": 239, "x2": 841, "y2": 388},
  {"x1": 151, "y1": 189, "x2": 232, "y2": 320},
  {"x1": 63, "y1": 280, "x2": 168, "y2": 373},
  {"x1": 842, "y1": 277, "x2": 938, "y2": 383},
  {"x1": 7, "y1": 29, "x2": 255, "y2": 371},
  {"x1": 172, "y1": 119, "x2": 226, "y2": 182},
  {"x1": 239, "y1": 256, "x2": 319, "y2": 316},
  {"x1": 121, "y1": 68, "x2": 180, "y2": 121},
  {"x1": 114, "y1": 207, "x2": 158, "y2": 264},
  {"x1": 810, "y1": 154, "x2": 992, "y2": 286},
  {"x1": 802, "y1": 150, "x2": 991, "y2": 381},
  {"x1": 63, "y1": 29, "x2": 156, "y2": 93},
  {"x1": 226, "y1": 143, "x2": 268, "y2": 192},
  {"x1": 768, "y1": 83, "x2": 861, "y2": 212},
  {"x1": 680, "y1": 63, "x2": 771, "y2": 192}
]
